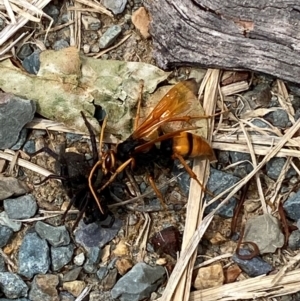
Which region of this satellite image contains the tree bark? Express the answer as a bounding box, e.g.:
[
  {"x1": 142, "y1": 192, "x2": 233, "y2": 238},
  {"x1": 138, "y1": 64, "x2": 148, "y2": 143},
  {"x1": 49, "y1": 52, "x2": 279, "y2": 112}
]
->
[{"x1": 144, "y1": 0, "x2": 300, "y2": 84}]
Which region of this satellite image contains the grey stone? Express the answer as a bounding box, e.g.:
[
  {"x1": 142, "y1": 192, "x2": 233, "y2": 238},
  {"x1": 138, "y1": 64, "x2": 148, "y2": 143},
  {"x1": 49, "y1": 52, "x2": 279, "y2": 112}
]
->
[
  {"x1": 22, "y1": 50, "x2": 40, "y2": 74},
  {"x1": 0, "y1": 225, "x2": 13, "y2": 248},
  {"x1": 4, "y1": 194, "x2": 37, "y2": 219},
  {"x1": 83, "y1": 247, "x2": 101, "y2": 274},
  {"x1": 103, "y1": 0, "x2": 127, "y2": 14},
  {"x1": 63, "y1": 267, "x2": 82, "y2": 282},
  {"x1": 75, "y1": 218, "x2": 122, "y2": 250},
  {"x1": 288, "y1": 230, "x2": 300, "y2": 250},
  {"x1": 23, "y1": 139, "x2": 35, "y2": 153},
  {"x1": 229, "y1": 151, "x2": 253, "y2": 178},
  {"x1": 29, "y1": 274, "x2": 59, "y2": 301},
  {"x1": 59, "y1": 291, "x2": 75, "y2": 301},
  {"x1": 99, "y1": 25, "x2": 122, "y2": 49},
  {"x1": 35, "y1": 221, "x2": 70, "y2": 247},
  {"x1": 43, "y1": 4, "x2": 59, "y2": 22},
  {"x1": 111, "y1": 263, "x2": 165, "y2": 301},
  {"x1": 11, "y1": 128, "x2": 29, "y2": 150},
  {"x1": 244, "y1": 214, "x2": 285, "y2": 254},
  {"x1": 17, "y1": 44, "x2": 33, "y2": 60},
  {"x1": 251, "y1": 118, "x2": 272, "y2": 128},
  {"x1": 0, "y1": 272, "x2": 28, "y2": 299},
  {"x1": 232, "y1": 249, "x2": 273, "y2": 277},
  {"x1": 266, "y1": 157, "x2": 296, "y2": 180},
  {"x1": 0, "y1": 93, "x2": 36, "y2": 149},
  {"x1": 51, "y1": 244, "x2": 74, "y2": 271},
  {"x1": 283, "y1": 190, "x2": 300, "y2": 221},
  {"x1": 265, "y1": 109, "x2": 291, "y2": 128},
  {"x1": 0, "y1": 211, "x2": 22, "y2": 232},
  {"x1": 73, "y1": 252, "x2": 85, "y2": 266},
  {"x1": 97, "y1": 266, "x2": 109, "y2": 280},
  {"x1": 18, "y1": 232, "x2": 50, "y2": 278},
  {"x1": 204, "y1": 168, "x2": 240, "y2": 218},
  {"x1": 0, "y1": 255, "x2": 6, "y2": 272},
  {"x1": 0, "y1": 176, "x2": 28, "y2": 201},
  {"x1": 53, "y1": 39, "x2": 70, "y2": 51},
  {"x1": 82, "y1": 16, "x2": 101, "y2": 30}
]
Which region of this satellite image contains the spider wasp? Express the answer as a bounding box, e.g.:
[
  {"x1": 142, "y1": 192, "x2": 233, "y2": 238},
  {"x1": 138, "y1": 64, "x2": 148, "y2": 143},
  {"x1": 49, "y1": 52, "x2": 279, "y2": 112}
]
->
[
  {"x1": 88, "y1": 79, "x2": 217, "y2": 212},
  {"x1": 28, "y1": 112, "x2": 114, "y2": 229}
]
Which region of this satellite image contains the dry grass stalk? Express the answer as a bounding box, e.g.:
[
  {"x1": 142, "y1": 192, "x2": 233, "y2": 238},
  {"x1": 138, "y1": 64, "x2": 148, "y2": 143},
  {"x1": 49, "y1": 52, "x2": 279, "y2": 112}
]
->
[
  {"x1": 239, "y1": 121, "x2": 267, "y2": 213},
  {"x1": 189, "y1": 268, "x2": 300, "y2": 301},
  {"x1": 212, "y1": 141, "x2": 300, "y2": 158},
  {"x1": 165, "y1": 69, "x2": 220, "y2": 301},
  {"x1": 220, "y1": 80, "x2": 249, "y2": 96},
  {"x1": 268, "y1": 157, "x2": 292, "y2": 206},
  {"x1": 25, "y1": 117, "x2": 119, "y2": 144},
  {"x1": 205, "y1": 118, "x2": 300, "y2": 214},
  {"x1": 0, "y1": 0, "x2": 53, "y2": 52},
  {"x1": 0, "y1": 150, "x2": 54, "y2": 177},
  {"x1": 193, "y1": 253, "x2": 232, "y2": 270},
  {"x1": 276, "y1": 79, "x2": 295, "y2": 123},
  {"x1": 155, "y1": 214, "x2": 214, "y2": 301}
]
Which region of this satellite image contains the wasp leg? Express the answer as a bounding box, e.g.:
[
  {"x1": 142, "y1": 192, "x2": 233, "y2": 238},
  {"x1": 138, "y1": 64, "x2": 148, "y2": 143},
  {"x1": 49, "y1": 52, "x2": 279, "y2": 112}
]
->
[
  {"x1": 148, "y1": 176, "x2": 167, "y2": 210},
  {"x1": 88, "y1": 114, "x2": 109, "y2": 215},
  {"x1": 98, "y1": 158, "x2": 133, "y2": 193},
  {"x1": 134, "y1": 80, "x2": 144, "y2": 131},
  {"x1": 88, "y1": 160, "x2": 105, "y2": 214},
  {"x1": 173, "y1": 153, "x2": 214, "y2": 197}
]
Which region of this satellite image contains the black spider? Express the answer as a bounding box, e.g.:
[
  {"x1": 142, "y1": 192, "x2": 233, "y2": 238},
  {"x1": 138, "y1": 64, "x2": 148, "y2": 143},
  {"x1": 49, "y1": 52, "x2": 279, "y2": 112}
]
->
[{"x1": 28, "y1": 112, "x2": 115, "y2": 229}]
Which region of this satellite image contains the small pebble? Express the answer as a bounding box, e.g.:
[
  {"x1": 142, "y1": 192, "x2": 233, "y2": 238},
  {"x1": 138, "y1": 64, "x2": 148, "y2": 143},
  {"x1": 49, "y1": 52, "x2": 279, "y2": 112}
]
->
[
  {"x1": 63, "y1": 267, "x2": 82, "y2": 282},
  {"x1": 243, "y1": 214, "x2": 284, "y2": 254},
  {"x1": 53, "y1": 39, "x2": 70, "y2": 50},
  {"x1": 17, "y1": 44, "x2": 33, "y2": 60},
  {"x1": 193, "y1": 263, "x2": 224, "y2": 290},
  {"x1": 0, "y1": 272, "x2": 28, "y2": 299},
  {"x1": 74, "y1": 253, "x2": 85, "y2": 266},
  {"x1": 111, "y1": 263, "x2": 166, "y2": 301},
  {"x1": 288, "y1": 230, "x2": 300, "y2": 250},
  {"x1": 266, "y1": 157, "x2": 296, "y2": 180},
  {"x1": 204, "y1": 168, "x2": 240, "y2": 218},
  {"x1": 131, "y1": 7, "x2": 151, "y2": 39},
  {"x1": 83, "y1": 44, "x2": 90, "y2": 54},
  {"x1": 0, "y1": 177, "x2": 28, "y2": 201},
  {"x1": 29, "y1": 274, "x2": 59, "y2": 301},
  {"x1": 35, "y1": 221, "x2": 70, "y2": 247},
  {"x1": 99, "y1": 25, "x2": 122, "y2": 49},
  {"x1": 103, "y1": 0, "x2": 127, "y2": 14},
  {"x1": 232, "y1": 249, "x2": 273, "y2": 277},
  {"x1": 0, "y1": 225, "x2": 13, "y2": 248},
  {"x1": 4, "y1": 194, "x2": 37, "y2": 219},
  {"x1": 83, "y1": 247, "x2": 101, "y2": 274},
  {"x1": 82, "y1": 16, "x2": 101, "y2": 30},
  {"x1": 97, "y1": 266, "x2": 109, "y2": 280},
  {"x1": 283, "y1": 190, "x2": 300, "y2": 221},
  {"x1": 51, "y1": 244, "x2": 74, "y2": 271},
  {"x1": 91, "y1": 44, "x2": 100, "y2": 53},
  {"x1": 18, "y1": 232, "x2": 50, "y2": 278},
  {"x1": 63, "y1": 280, "x2": 86, "y2": 297},
  {"x1": 22, "y1": 50, "x2": 40, "y2": 74}
]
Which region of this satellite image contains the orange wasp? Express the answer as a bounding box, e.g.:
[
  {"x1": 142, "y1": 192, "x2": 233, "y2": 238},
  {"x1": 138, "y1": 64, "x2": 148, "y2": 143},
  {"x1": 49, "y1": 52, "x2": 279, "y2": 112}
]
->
[{"x1": 88, "y1": 79, "x2": 216, "y2": 213}]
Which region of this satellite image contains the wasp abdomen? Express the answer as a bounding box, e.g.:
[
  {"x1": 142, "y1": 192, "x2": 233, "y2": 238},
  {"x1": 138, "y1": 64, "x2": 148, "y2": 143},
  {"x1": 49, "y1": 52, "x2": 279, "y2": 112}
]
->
[{"x1": 171, "y1": 132, "x2": 215, "y2": 161}]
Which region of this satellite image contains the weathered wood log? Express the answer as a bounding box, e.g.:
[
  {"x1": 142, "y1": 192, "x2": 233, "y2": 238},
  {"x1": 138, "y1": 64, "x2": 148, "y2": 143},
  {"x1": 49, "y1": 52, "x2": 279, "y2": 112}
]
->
[{"x1": 144, "y1": 0, "x2": 300, "y2": 84}]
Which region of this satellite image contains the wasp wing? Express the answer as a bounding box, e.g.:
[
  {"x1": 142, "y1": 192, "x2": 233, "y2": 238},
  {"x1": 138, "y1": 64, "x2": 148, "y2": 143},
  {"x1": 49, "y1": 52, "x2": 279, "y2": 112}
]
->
[{"x1": 131, "y1": 79, "x2": 199, "y2": 140}]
